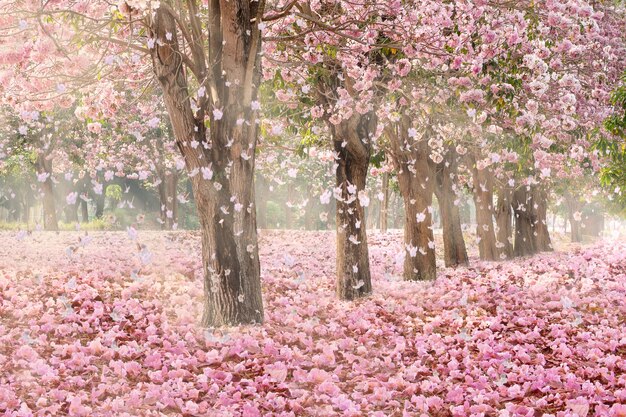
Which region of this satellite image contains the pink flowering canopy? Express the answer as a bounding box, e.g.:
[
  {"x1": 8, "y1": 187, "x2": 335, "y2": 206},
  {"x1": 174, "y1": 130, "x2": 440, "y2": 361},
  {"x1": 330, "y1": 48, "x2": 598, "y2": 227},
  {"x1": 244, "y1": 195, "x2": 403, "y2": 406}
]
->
[{"x1": 0, "y1": 0, "x2": 626, "y2": 415}]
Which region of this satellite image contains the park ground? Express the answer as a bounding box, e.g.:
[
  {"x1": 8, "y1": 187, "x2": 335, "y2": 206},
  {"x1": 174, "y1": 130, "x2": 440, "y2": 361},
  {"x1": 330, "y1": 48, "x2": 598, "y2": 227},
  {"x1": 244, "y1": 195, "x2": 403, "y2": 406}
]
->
[{"x1": 1, "y1": 230, "x2": 625, "y2": 416}]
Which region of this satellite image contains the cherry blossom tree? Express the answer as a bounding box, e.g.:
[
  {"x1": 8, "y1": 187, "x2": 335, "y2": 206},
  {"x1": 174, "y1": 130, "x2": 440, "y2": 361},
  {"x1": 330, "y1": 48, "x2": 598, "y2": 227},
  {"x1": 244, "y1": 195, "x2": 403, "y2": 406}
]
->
[{"x1": 0, "y1": 0, "x2": 305, "y2": 325}]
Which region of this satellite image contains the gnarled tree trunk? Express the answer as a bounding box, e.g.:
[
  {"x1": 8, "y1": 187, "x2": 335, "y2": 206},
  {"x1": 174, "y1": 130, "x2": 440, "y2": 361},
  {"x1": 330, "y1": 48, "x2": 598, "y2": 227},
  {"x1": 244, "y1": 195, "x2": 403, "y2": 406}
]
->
[
  {"x1": 495, "y1": 185, "x2": 514, "y2": 259},
  {"x1": 148, "y1": 2, "x2": 264, "y2": 326},
  {"x1": 331, "y1": 114, "x2": 375, "y2": 300},
  {"x1": 512, "y1": 186, "x2": 537, "y2": 257},
  {"x1": 379, "y1": 172, "x2": 389, "y2": 233},
  {"x1": 397, "y1": 167, "x2": 436, "y2": 281},
  {"x1": 158, "y1": 170, "x2": 179, "y2": 230},
  {"x1": 566, "y1": 194, "x2": 583, "y2": 243},
  {"x1": 387, "y1": 119, "x2": 436, "y2": 281},
  {"x1": 435, "y1": 148, "x2": 468, "y2": 268},
  {"x1": 36, "y1": 153, "x2": 58, "y2": 231},
  {"x1": 534, "y1": 187, "x2": 552, "y2": 252},
  {"x1": 470, "y1": 154, "x2": 497, "y2": 261}
]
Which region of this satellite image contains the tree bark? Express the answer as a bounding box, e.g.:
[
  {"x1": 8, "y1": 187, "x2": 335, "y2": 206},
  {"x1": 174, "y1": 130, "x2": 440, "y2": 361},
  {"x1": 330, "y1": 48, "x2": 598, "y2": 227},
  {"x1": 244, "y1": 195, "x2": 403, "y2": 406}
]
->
[
  {"x1": 470, "y1": 155, "x2": 497, "y2": 261},
  {"x1": 435, "y1": 148, "x2": 468, "y2": 267},
  {"x1": 21, "y1": 196, "x2": 30, "y2": 224},
  {"x1": 390, "y1": 194, "x2": 398, "y2": 228},
  {"x1": 366, "y1": 199, "x2": 377, "y2": 230},
  {"x1": 9, "y1": 197, "x2": 20, "y2": 222},
  {"x1": 512, "y1": 186, "x2": 537, "y2": 257},
  {"x1": 459, "y1": 198, "x2": 471, "y2": 225},
  {"x1": 494, "y1": 185, "x2": 514, "y2": 259},
  {"x1": 331, "y1": 114, "x2": 375, "y2": 300},
  {"x1": 397, "y1": 167, "x2": 436, "y2": 281},
  {"x1": 35, "y1": 153, "x2": 58, "y2": 231},
  {"x1": 566, "y1": 194, "x2": 583, "y2": 243},
  {"x1": 285, "y1": 184, "x2": 294, "y2": 229},
  {"x1": 379, "y1": 172, "x2": 389, "y2": 233},
  {"x1": 387, "y1": 119, "x2": 436, "y2": 281},
  {"x1": 534, "y1": 187, "x2": 552, "y2": 252},
  {"x1": 158, "y1": 170, "x2": 178, "y2": 230},
  {"x1": 80, "y1": 200, "x2": 89, "y2": 222},
  {"x1": 95, "y1": 193, "x2": 105, "y2": 219},
  {"x1": 148, "y1": 2, "x2": 264, "y2": 326}
]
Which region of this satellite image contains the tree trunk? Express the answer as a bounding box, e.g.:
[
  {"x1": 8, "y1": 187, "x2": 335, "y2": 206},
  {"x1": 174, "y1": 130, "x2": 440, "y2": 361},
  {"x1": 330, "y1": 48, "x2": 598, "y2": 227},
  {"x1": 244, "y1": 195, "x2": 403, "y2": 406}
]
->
[
  {"x1": 9, "y1": 197, "x2": 20, "y2": 222},
  {"x1": 331, "y1": 115, "x2": 375, "y2": 300},
  {"x1": 566, "y1": 195, "x2": 583, "y2": 243},
  {"x1": 21, "y1": 198, "x2": 30, "y2": 224},
  {"x1": 158, "y1": 179, "x2": 166, "y2": 227},
  {"x1": 95, "y1": 193, "x2": 105, "y2": 219},
  {"x1": 158, "y1": 171, "x2": 179, "y2": 230},
  {"x1": 41, "y1": 181, "x2": 58, "y2": 231},
  {"x1": 380, "y1": 172, "x2": 389, "y2": 233},
  {"x1": 365, "y1": 194, "x2": 376, "y2": 230},
  {"x1": 494, "y1": 186, "x2": 514, "y2": 259},
  {"x1": 470, "y1": 156, "x2": 497, "y2": 261},
  {"x1": 285, "y1": 184, "x2": 294, "y2": 229},
  {"x1": 397, "y1": 168, "x2": 436, "y2": 280},
  {"x1": 534, "y1": 187, "x2": 552, "y2": 252},
  {"x1": 387, "y1": 120, "x2": 436, "y2": 281},
  {"x1": 167, "y1": 172, "x2": 179, "y2": 229},
  {"x1": 570, "y1": 215, "x2": 582, "y2": 242},
  {"x1": 35, "y1": 154, "x2": 58, "y2": 231},
  {"x1": 459, "y1": 198, "x2": 471, "y2": 226},
  {"x1": 391, "y1": 194, "x2": 400, "y2": 228},
  {"x1": 148, "y1": 3, "x2": 264, "y2": 326},
  {"x1": 61, "y1": 180, "x2": 79, "y2": 224},
  {"x1": 512, "y1": 186, "x2": 538, "y2": 257},
  {"x1": 80, "y1": 200, "x2": 89, "y2": 222},
  {"x1": 435, "y1": 149, "x2": 468, "y2": 267}
]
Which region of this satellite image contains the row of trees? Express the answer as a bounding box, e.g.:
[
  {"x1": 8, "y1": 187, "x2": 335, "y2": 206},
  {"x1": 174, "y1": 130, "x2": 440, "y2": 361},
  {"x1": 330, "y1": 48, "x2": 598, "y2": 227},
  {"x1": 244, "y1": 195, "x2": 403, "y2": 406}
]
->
[
  {"x1": 0, "y1": 144, "x2": 605, "y2": 239},
  {"x1": 0, "y1": 0, "x2": 624, "y2": 326}
]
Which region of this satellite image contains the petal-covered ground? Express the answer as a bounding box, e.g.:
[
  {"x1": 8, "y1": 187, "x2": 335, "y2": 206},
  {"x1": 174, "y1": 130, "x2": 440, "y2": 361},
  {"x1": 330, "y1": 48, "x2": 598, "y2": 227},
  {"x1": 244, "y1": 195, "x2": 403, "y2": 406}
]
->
[{"x1": 1, "y1": 230, "x2": 625, "y2": 416}]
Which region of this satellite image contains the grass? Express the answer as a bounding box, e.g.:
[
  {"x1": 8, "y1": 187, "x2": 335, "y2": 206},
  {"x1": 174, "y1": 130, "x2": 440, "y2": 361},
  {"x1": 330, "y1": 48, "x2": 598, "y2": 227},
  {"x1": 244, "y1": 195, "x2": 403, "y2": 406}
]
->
[{"x1": 0, "y1": 218, "x2": 112, "y2": 231}]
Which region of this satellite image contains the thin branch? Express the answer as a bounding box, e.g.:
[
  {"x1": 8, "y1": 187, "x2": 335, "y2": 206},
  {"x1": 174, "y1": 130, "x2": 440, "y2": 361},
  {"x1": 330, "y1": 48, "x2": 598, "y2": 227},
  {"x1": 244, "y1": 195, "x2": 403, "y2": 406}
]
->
[
  {"x1": 262, "y1": 0, "x2": 297, "y2": 22},
  {"x1": 91, "y1": 34, "x2": 150, "y2": 54}
]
